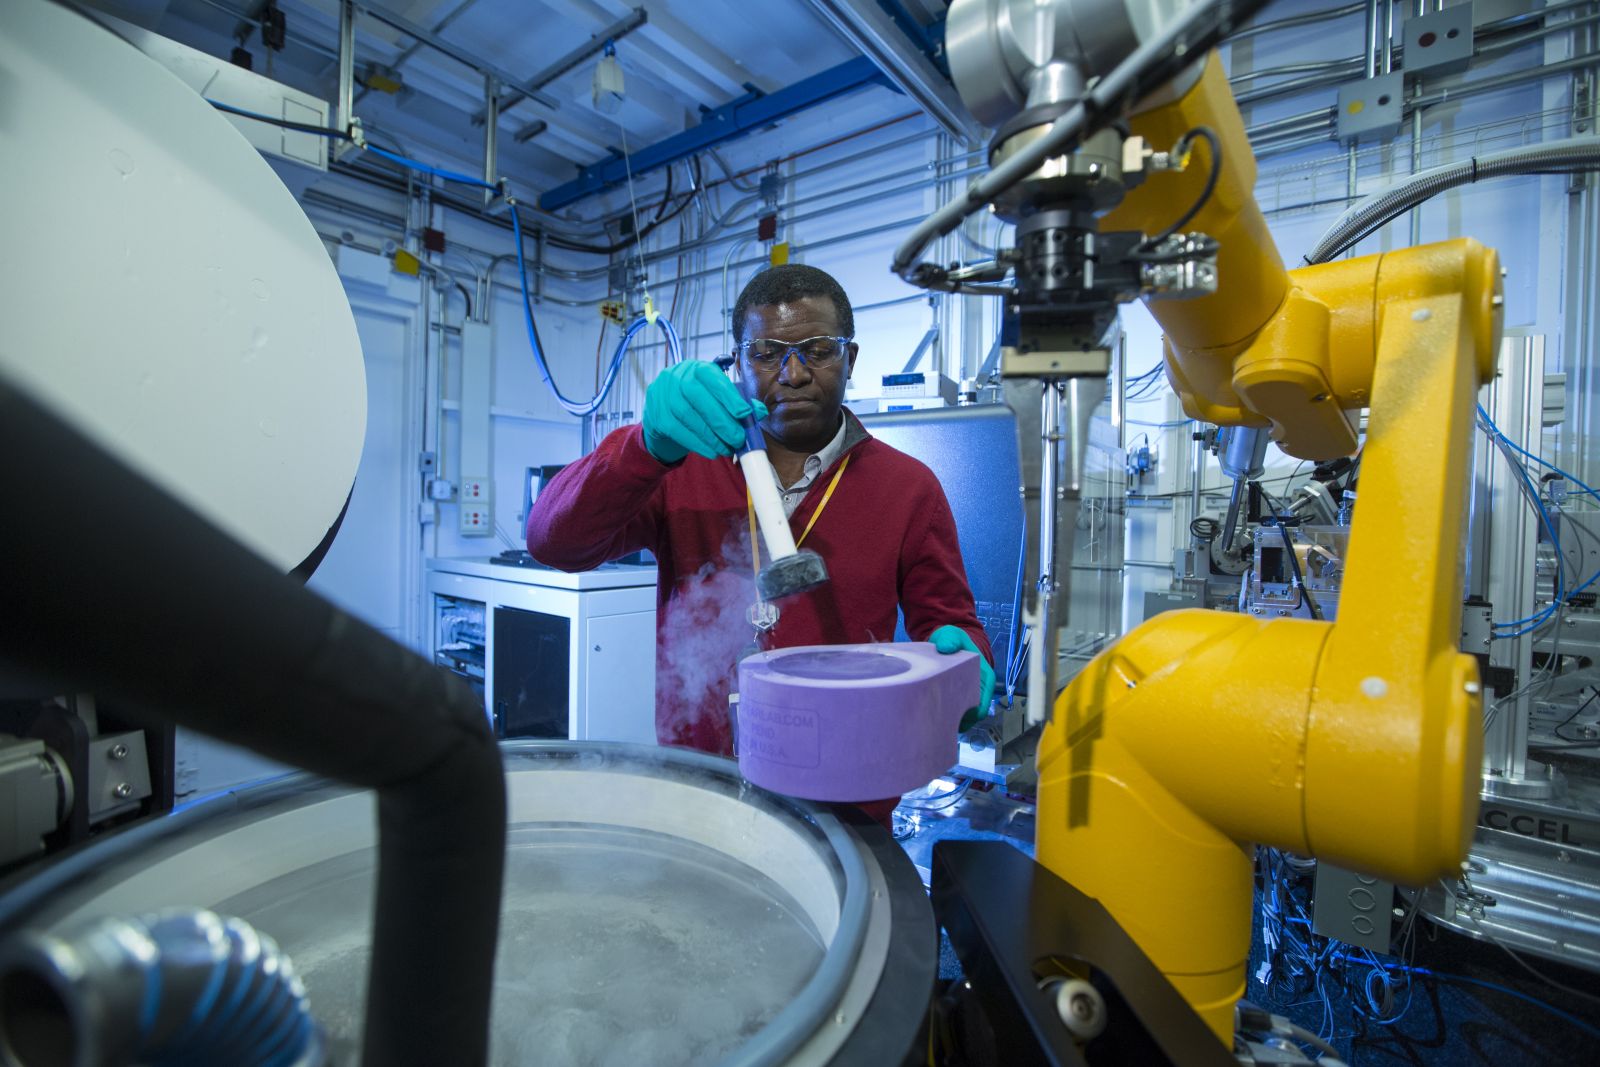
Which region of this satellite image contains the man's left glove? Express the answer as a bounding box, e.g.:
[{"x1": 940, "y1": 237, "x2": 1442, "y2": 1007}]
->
[{"x1": 928, "y1": 625, "x2": 995, "y2": 733}]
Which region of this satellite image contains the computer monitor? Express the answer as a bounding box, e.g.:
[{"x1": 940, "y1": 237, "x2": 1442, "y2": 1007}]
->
[{"x1": 521, "y1": 464, "x2": 568, "y2": 525}]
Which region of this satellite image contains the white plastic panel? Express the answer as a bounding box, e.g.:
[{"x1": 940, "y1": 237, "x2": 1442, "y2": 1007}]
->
[
  {"x1": 0, "y1": 0, "x2": 364, "y2": 572},
  {"x1": 583, "y1": 611, "x2": 659, "y2": 744}
]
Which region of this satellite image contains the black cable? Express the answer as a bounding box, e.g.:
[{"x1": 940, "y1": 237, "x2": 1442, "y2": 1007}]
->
[
  {"x1": 206, "y1": 99, "x2": 352, "y2": 140},
  {"x1": 453, "y1": 283, "x2": 472, "y2": 319},
  {"x1": 1139, "y1": 126, "x2": 1222, "y2": 248},
  {"x1": 1529, "y1": 688, "x2": 1600, "y2": 748},
  {"x1": 547, "y1": 157, "x2": 703, "y2": 256},
  {"x1": 650, "y1": 160, "x2": 675, "y2": 223},
  {"x1": 1190, "y1": 516, "x2": 1221, "y2": 542},
  {"x1": 1255, "y1": 483, "x2": 1325, "y2": 621}
]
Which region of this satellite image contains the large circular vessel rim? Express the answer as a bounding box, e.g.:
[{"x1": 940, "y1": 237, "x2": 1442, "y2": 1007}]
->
[
  {"x1": 0, "y1": 740, "x2": 876, "y2": 1067},
  {"x1": 0, "y1": 741, "x2": 850, "y2": 927}
]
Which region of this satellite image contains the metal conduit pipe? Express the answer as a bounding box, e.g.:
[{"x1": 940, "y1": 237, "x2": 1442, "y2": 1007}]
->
[
  {"x1": 1230, "y1": 58, "x2": 1363, "y2": 85},
  {"x1": 325, "y1": 160, "x2": 611, "y2": 241},
  {"x1": 1365, "y1": 0, "x2": 1385, "y2": 79},
  {"x1": 1248, "y1": 107, "x2": 1338, "y2": 140},
  {"x1": 1252, "y1": 50, "x2": 1600, "y2": 158},
  {"x1": 589, "y1": 127, "x2": 953, "y2": 230},
  {"x1": 1492, "y1": 10, "x2": 1600, "y2": 55},
  {"x1": 459, "y1": 208, "x2": 931, "y2": 316},
  {"x1": 390, "y1": 141, "x2": 981, "y2": 283},
  {"x1": 498, "y1": 162, "x2": 990, "y2": 286},
  {"x1": 1413, "y1": 48, "x2": 1600, "y2": 108},
  {"x1": 1235, "y1": 3, "x2": 1600, "y2": 110},
  {"x1": 1224, "y1": 1, "x2": 1366, "y2": 43},
  {"x1": 704, "y1": 142, "x2": 984, "y2": 227},
  {"x1": 616, "y1": 214, "x2": 925, "y2": 292},
  {"x1": 1305, "y1": 135, "x2": 1600, "y2": 263},
  {"x1": 626, "y1": 292, "x2": 932, "y2": 354},
  {"x1": 320, "y1": 120, "x2": 968, "y2": 282}
]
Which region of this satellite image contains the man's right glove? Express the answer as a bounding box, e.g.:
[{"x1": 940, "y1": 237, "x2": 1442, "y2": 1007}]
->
[{"x1": 641, "y1": 360, "x2": 768, "y2": 464}]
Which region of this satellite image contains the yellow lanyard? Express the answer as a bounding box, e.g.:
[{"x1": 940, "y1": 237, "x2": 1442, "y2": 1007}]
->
[{"x1": 746, "y1": 453, "x2": 851, "y2": 580}]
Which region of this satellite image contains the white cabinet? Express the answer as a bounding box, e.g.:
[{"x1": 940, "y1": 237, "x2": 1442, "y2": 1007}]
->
[{"x1": 425, "y1": 558, "x2": 658, "y2": 744}]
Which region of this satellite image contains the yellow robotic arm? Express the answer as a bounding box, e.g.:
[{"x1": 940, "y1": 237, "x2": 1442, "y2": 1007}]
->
[{"x1": 1038, "y1": 56, "x2": 1503, "y2": 1039}]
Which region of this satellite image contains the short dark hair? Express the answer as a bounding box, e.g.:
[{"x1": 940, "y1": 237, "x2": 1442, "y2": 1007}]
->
[{"x1": 731, "y1": 264, "x2": 854, "y2": 344}]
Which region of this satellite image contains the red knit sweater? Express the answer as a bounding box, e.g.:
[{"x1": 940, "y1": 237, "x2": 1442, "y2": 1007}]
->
[{"x1": 525, "y1": 414, "x2": 993, "y2": 765}]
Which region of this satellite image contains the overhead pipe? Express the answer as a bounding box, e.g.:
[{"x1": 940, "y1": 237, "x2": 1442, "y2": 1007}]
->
[
  {"x1": 1235, "y1": 2, "x2": 1600, "y2": 110},
  {"x1": 356, "y1": 0, "x2": 560, "y2": 111},
  {"x1": 1223, "y1": 1, "x2": 1365, "y2": 43},
  {"x1": 353, "y1": 0, "x2": 485, "y2": 110},
  {"x1": 336, "y1": 0, "x2": 355, "y2": 136},
  {"x1": 800, "y1": 0, "x2": 980, "y2": 142},
  {"x1": 1251, "y1": 51, "x2": 1600, "y2": 159},
  {"x1": 483, "y1": 7, "x2": 648, "y2": 124}
]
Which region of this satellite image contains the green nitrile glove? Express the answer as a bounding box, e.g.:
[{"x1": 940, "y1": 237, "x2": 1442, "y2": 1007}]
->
[
  {"x1": 929, "y1": 624, "x2": 995, "y2": 733},
  {"x1": 641, "y1": 360, "x2": 769, "y2": 464}
]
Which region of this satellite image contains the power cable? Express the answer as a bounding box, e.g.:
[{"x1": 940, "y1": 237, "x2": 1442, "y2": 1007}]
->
[
  {"x1": 507, "y1": 203, "x2": 682, "y2": 417},
  {"x1": 206, "y1": 99, "x2": 352, "y2": 139},
  {"x1": 1133, "y1": 126, "x2": 1222, "y2": 251}
]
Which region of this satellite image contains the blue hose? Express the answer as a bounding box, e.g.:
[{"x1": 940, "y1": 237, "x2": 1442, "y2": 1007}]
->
[
  {"x1": 363, "y1": 144, "x2": 500, "y2": 190},
  {"x1": 0, "y1": 909, "x2": 322, "y2": 1067},
  {"x1": 509, "y1": 203, "x2": 684, "y2": 418}
]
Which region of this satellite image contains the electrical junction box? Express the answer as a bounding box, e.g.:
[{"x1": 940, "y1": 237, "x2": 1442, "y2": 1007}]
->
[
  {"x1": 1404, "y1": 4, "x2": 1474, "y2": 78},
  {"x1": 881, "y1": 372, "x2": 957, "y2": 404},
  {"x1": 1336, "y1": 72, "x2": 1405, "y2": 142},
  {"x1": 459, "y1": 478, "x2": 492, "y2": 536},
  {"x1": 1312, "y1": 863, "x2": 1395, "y2": 954}
]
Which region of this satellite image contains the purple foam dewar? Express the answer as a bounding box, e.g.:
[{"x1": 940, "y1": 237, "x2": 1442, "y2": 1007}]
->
[{"x1": 735, "y1": 642, "x2": 979, "y2": 802}]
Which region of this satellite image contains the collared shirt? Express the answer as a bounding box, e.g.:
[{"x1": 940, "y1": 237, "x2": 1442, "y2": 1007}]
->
[{"x1": 776, "y1": 416, "x2": 848, "y2": 517}]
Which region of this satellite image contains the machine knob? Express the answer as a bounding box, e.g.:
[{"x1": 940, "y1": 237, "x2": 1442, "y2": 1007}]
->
[{"x1": 1052, "y1": 977, "x2": 1107, "y2": 1041}]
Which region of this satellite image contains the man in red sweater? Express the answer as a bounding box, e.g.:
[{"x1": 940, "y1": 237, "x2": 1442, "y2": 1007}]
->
[{"x1": 526, "y1": 265, "x2": 993, "y2": 813}]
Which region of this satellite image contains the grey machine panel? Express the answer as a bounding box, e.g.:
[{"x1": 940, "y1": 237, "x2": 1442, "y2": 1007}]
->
[{"x1": 860, "y1": 405, "x2": 1025, "y2": 670}]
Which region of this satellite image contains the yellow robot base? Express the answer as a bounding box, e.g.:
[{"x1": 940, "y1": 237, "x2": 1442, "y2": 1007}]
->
[{"x1": 1036, "y1": 240, "x2": 1498, "y2": 1042}]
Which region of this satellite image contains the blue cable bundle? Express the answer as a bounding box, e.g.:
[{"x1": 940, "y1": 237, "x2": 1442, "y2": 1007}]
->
[
  {"x1": 1253, "y1": 846, "x2": 1600, "y2": 1061},
  {"x1": 1125, "y1": 361, "x2": 1167, "y2": 402},
  {"x1": 1476, "y1": 404, "x2": 1600, "y2": 637},
  {"x1": 508, "y1": 205, "x2": 683, "y2": 418}
]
